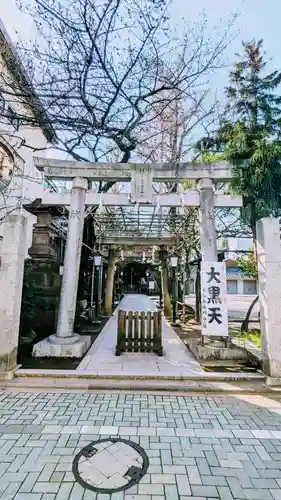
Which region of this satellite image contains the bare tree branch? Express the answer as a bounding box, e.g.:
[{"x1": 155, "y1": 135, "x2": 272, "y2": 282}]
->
[{"x1": 0, "y1": 0, "x2": 237, "y2": 171}]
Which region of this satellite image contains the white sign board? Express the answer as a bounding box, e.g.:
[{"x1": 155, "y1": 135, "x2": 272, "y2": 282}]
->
[
  {"x1": 201, "y1": 261, "x2": 228, "y2": 337},
  {"x1": 131, "y1": 165, "x2": 153, "y2": 203},
  {"x1": 149, "y1": 281, "x2": 155, "y2": 290}
]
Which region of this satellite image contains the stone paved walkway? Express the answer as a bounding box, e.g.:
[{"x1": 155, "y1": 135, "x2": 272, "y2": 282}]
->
[
  {"x1": 79, "y1": 295, "x2": 202, "y2": 375},
  {"x1": 1, "y1": 390, "x2": 281, "y2": 498}
]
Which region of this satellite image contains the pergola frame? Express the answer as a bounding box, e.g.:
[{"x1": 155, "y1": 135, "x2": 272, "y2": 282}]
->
[{"x1": 33, "y1": 158, "x2": 243, "y2": 246}]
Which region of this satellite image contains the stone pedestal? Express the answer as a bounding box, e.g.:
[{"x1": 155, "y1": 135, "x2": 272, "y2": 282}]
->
[
  {"x1": 0, "y1": 213, "x2": 27, "y2": 379},
  {"x1": 33, "y1": 177, "x2": 90, "y2": 357},
  {"x1": 29, "y1": 208, "x2": 57, "y2": 260},
  {"x1": 32, "y1": 334, "x2": 91, "y2": 358},
  {"x1": 22, "y1": 259, "x2": 61, "y2": 340},
  {"x1": 256, "y1": 217, "x2": 281, "y2": 379},
  {"x1": 198, "y1": 178, "x2": 217, "y2": 261},
  {"x1": 186, "y1": 338, "x2": 247, "y2": 366},
  {"x1": 22, "y1": 205, "x2": 63, "y2": 340}
]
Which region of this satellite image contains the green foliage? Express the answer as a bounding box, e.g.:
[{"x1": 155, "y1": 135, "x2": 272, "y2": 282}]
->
[
  {"x1": 237, "y1": 250, "x2": 258, "y2": 278},
  {"x1": 237, "y1": 330, "x2": 261, "y2": 348},
  {"x1": 197, "y1": 151, "x2": 226, "y2": 163},
  {"x1": 198, "y1": 40, "x2": 281, "y2": 232}
]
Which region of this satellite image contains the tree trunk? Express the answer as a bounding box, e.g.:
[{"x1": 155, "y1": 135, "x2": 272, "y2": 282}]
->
[
  {"x1": 159, "y1": 246, "x2": 171, "y2": 317},
  {"x1": 104, "y1": 248, "x2": 117, "y2": 316},
  {"x1": 241, "y1": 295, "x2": 259, "y2": 332},
  {"x1": 195, "y1": 266, "x2": 201, "y2": 323}
]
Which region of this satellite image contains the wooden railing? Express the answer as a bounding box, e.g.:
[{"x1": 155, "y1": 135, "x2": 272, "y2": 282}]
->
[{"x1": 116, "y1": 310, "x2": 163, "y2": 356}]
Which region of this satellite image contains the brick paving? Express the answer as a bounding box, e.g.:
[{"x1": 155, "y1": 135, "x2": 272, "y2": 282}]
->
[{"x1": 1, "y1": 391, "x2": 281, "y2": 498}]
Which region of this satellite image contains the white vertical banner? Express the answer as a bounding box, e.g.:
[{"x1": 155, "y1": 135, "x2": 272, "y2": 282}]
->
[
  {"x1": 201, "y1": 261, "x2": 228, "y2": 337},
  {"x1": 131, "y1": 165, "x2": 153, "y2": 203}
]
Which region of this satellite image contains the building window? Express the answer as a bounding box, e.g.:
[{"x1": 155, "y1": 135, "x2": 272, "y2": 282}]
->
[
  {"x1": 243, "y1": 280, "x2": 257, "y2": 295},
  {"x1": 227, "y1": 280, "x2": 238, "y2": 294},
  {"x1": 6, "y1": 106, "x2": 20, "y2": 131}
]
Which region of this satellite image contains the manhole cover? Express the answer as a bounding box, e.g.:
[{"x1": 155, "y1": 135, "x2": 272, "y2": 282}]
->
[{"x1": 72, "y1": 437, "x2": 149, "y2": 494}]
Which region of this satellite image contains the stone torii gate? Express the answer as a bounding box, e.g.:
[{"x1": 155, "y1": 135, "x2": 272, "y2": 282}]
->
[{"x1": 0, "y1": 159, "x2": 242, "y2": 372}]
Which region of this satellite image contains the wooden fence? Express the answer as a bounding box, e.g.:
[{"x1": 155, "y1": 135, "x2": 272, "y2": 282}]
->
[{"x1": 116, "y1": 310, "x2": 163, "y2": 356}]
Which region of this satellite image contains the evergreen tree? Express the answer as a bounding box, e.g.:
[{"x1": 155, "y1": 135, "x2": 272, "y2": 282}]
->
[{"x1": 200, "y1": 40, "x2": 281, "y2": 241}]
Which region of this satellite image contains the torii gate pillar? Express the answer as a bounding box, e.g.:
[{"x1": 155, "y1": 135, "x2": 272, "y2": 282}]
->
[
  {"x1": 198, "y1": 178, "x2": 217, "y2": 261},
  {"x1": 33, "y1": 177, "x2": 91, "y2": 357}
]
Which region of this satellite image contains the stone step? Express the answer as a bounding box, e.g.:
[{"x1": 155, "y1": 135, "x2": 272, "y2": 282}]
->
[
  {"x1": 0, "y1": 370, "x2": 270, "y2": 394},
  {"x1": 14, "y1": 368, "x2": 265, "y2": 381}
]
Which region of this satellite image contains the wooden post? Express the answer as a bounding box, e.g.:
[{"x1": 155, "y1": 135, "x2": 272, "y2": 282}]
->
[
  {"x1": 140, "y1": 311, "x2": 146, "y2": 352},
  {"x1": 127, "y1": 311, "x2": 133, "y2": 352},
  {"x1": 154, "y1": 310, "x2": 163, "y2": 356},
  {"x1": 116, "y1": 310, "x2": 126, "y2": 355},
  {"x1": 147, "y1": 311, "x2": 152, "y2": 352},
  {"x1": 134, "y1": 312, "x2": 139, "y2": 352},
  {"x1": 153, "y1": 312, "x2": 157, "y2": 354}
]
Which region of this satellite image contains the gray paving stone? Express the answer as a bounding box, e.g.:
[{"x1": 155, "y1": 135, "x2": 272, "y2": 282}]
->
[
  {"x1": 197, "y1": 457, "x2": 211, "y2": 475},
  {"x1": 164, "y1": 484, "x2": 179, "y2": 500},
  {"x1": 19, "y1": 472, "x2": 40, "y2": 493},
  {"x1": 54, "y1": 477, "x2": 74, "y2": 497},
  {"x1": 162, "y1": 465, "x2": 185, "y2": 474},
  {"x1": 160, "y1": 450, "x2": 172, "y2": 465},
  {"x1": 186, "y1": 465, "x2": 201, "y2": 485},
  {"x1": 205, "y1": 450, "x2": 220, "y2": 467},
  {"x1": 50, "y1": 472, "x2": 65, "y2": 482},
  {"x1": 69, "y1": 483, "x2": 84, "y2": 499},
  {"x1": 191, "y1": 485, "x2": 219, "y2": 497},
  {"x1": 14, "y1": 495, "x2": 43, "y2": 500},
  {"x1": 38, "y1": 464, "x2": 56, "y2": 482},
  {"x1": 33, "y1": 482, "x2": 60, "y2": 494},
  {"x1": 151, "y1": 474, "x2": 176, "y2": 484},
  {"x1": 1, "y1": 471, "x2": 27, "y2": 484},
  {"x1": 271, "y1": 491, "x2": 281, "y2": 500},
  {"x1": 2, "y1": 391, "x2": 281, "y2": 499},
  {"x1": 227, "y1": 477, "x2": 247, "y2": 498},
  {"x1": 202, "y1": 475, "x2": 227, "y2": 486},
  {"x1": 125, "y1": 496, "x2": 151, "y2": 500},
  {"x1": 110, "y1": 493, "x2": 124, "y2": 500},
  {"x1": 218, "y1": 486, "x2": 234, "y2": 499},
  {"x1": 243, "y1": 489, "x2": 274, "y2": 499},
  {"x1": 138, "y1": 483, "x2": 164, "y2": 495},
  {"x1": 176, "y1": 473, "x2": 191, "y2": 496}
]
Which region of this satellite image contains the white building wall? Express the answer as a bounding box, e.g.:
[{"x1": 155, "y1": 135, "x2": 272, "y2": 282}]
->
[
  {"x1": 224, "y1": 237, "x2": 253, "y2": 260},
  {"x1": 0, "y1": 49, "x2": 49, "y2": 255}
]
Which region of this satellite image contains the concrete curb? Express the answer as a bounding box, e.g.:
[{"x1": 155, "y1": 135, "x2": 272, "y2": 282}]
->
[{"x1": 14, "y1": 368, "x2": 265, "y2": 382}]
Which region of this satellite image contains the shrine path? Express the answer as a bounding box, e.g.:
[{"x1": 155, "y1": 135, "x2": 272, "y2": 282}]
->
[{"x1": 78, "y1": 294, "x2": 203, "y2": 376}]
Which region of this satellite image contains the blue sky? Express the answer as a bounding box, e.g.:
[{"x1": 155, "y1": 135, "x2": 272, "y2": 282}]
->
[
  {"x1": 1, "y1": 0, "x2": 280, "y2": 78},
  {"x1": 174, "y1": 0, "x2": 281, "y2": 71}
]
